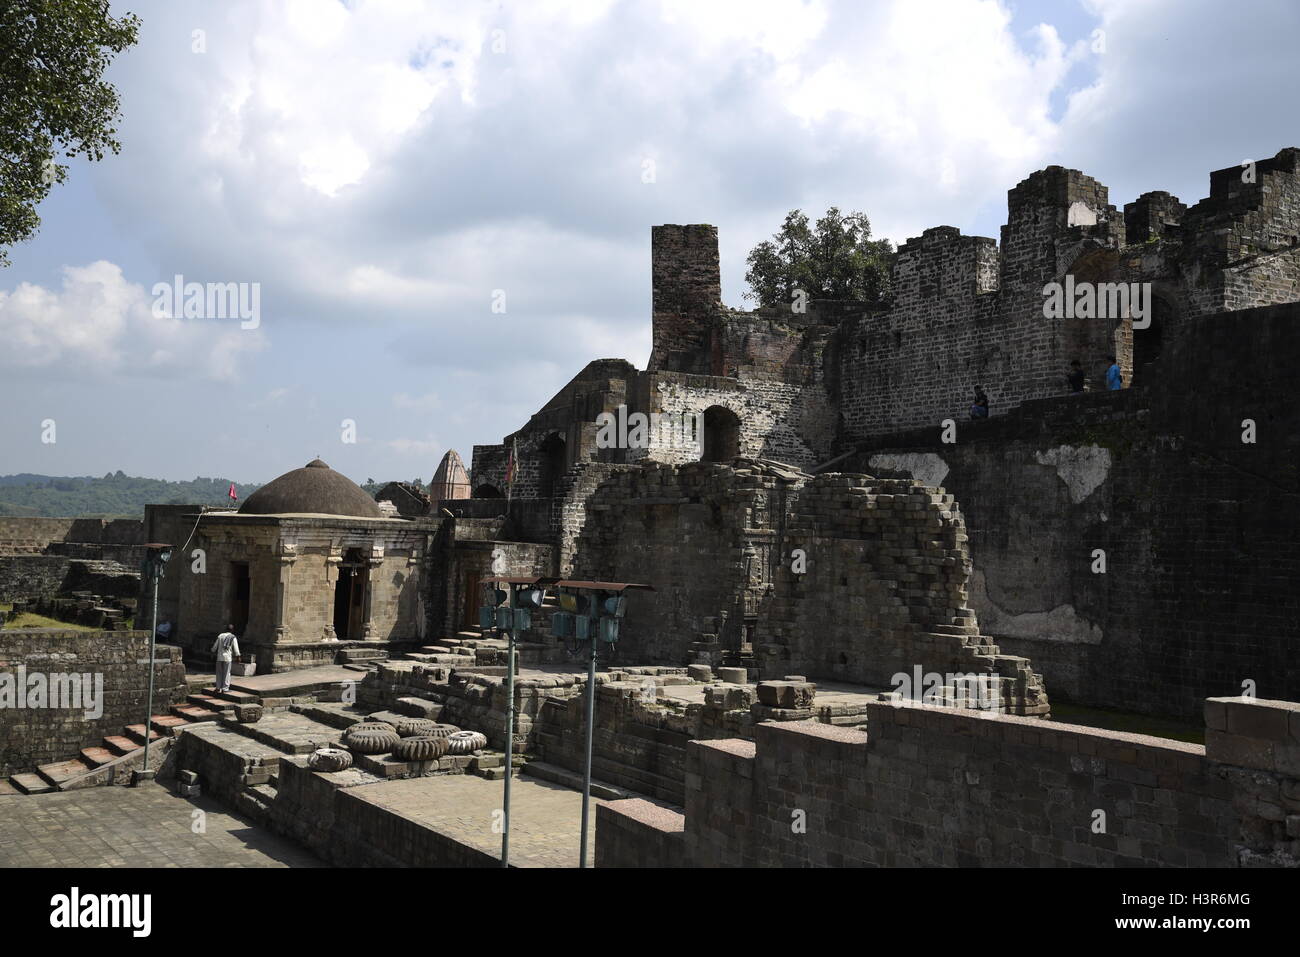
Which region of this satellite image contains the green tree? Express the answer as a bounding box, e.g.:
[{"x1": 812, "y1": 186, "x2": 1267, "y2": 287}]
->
[
  {"x1": 743, "y1": 207, "x2": 893, "y2": 309},
  {"x1": 0, "y1": 0, "x2": 140, "y2": 265}
]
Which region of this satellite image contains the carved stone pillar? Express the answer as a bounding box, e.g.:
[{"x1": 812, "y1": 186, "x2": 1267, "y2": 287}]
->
[
  {"x1": 362, "y1": 543, "x2": 385, "y2": 640},
  {"x1": 274, "y1": 538, "x2": 298, "y2": 643},
  {"x1": 323, "y1": 542, "x2": 342, "y2": 641}
]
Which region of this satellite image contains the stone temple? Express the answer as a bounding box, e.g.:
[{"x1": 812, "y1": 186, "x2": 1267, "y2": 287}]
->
[{"x1": 3, "y1": 149, "x2": 1300, "y2": 868}]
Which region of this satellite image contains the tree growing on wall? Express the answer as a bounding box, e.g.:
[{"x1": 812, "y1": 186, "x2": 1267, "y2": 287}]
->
[
  {"x1": 743, "y1": 207, "x2": 893, "y2": 308},
  {"x1": 0, "y1": 0, "x2": 140, "y2": 265}
]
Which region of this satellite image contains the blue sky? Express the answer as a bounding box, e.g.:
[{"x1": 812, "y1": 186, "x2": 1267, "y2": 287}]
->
[{"x1": 2, "y1": 0, "x2": 1297, "y2": 486}]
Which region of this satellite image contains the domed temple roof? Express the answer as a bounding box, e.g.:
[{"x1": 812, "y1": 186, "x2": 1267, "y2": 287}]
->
[{"x1": 239, "y1": 458, "x2": 382, "y2": 518}]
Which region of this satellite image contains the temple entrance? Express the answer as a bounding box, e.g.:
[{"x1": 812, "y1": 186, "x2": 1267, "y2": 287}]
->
[
  {"x1": 701, "y1": 406, "x2": 740, "y2": 462},
  {"x1": 229, "y1": 562, "x2": 250, "y2": 634},
  {"x1": 462, "y1": 569, "x2": 482, "y2": 630},
  {"x1": 333, "y1": 548, "x2": 369, "y2": 640}
]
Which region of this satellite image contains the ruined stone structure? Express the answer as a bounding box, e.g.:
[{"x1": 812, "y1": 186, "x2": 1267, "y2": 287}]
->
[
  {"x1": 597, "y1": 695, "x2": 1300, "y2": 868},
  {"x1": 8, "y1": 149, "x2": 1299, "y2": 873},
  {"x1": 458, "y1": 147, "x2": 1300, "y2": 720}
]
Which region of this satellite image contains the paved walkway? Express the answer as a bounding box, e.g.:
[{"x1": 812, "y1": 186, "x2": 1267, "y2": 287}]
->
[
  {"x1": 232, "y1": 664, "x2": 359, "y2": 696},
  {"x1": 346, "y1": 774, "x2": 603, "y2": 867},
  {"x1": 0, "y1": 783, "x2": 322, "y2": 868}
]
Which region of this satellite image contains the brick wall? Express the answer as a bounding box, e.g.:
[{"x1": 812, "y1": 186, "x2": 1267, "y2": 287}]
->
[
  {"x1": 0, "y1": 629, "x2": 187, "y2": 776},
  {"x1": 0, "y1": 517, "x2": 145, "y2": 556},
  {"x1": 857, "y1": 300, "x2": 1300, "y2": 719},
  {"x1": 598, "y1": 694, "x2": 1300, "y2": 867},
  {"x1": 650, "y1": 225, "x2": 721, "y2": 376}
]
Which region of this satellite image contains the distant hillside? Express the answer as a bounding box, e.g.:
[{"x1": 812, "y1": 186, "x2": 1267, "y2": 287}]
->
[{"x1": 0, "y1": 473, "x2": 263, "y2": 518}]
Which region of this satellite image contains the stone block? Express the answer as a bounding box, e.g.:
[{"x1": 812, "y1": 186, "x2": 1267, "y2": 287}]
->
[
  {"x1": 687, "y1": 664, "x2": 713, "y2": 682},
  {"x1": 756, "y1": 680, "x2": 816, "y2": 709},
  {"x1": 705, "y1": 684, "x2": 755, "y2": 710},
  {"x1": 1225, "y1": 699, "x2": 1292, "y2": 740},
  {"x1": 1206, "y1": 730, "x2": 1273, "y2": 771},
  {"x1": 236, "y1": 704, "x2": 264, "y2": 723}
]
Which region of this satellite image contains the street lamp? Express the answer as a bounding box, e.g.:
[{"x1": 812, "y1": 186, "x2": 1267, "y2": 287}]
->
[
  {"x1": 479, "y1": 576, "x2": 552, "y2": 867},
  {"x1": 551, "y1": 580, "x2": 652, "y2": 868},
  {"x1": 133, "y1": 543, "x2": 173, "y2": 785}
]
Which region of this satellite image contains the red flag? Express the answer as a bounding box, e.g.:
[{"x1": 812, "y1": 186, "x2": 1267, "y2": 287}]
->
[{"x1": 228, "y1": 483, "x2": 238, "y2": 502}]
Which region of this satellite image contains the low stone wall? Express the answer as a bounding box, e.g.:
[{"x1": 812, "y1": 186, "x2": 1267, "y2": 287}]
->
[
  {"x1": 0, "y1": 517, "x2": 144, "y2": 556},
  {"x1": 597, "y1": 695, "x2": 1300, "y2": 868},
  {"x1": 0, "y1": 629, "x2": 187, "y2": 776},
  {"x1": 0, "y1": 556, "x2": 71, "y2": 602}
]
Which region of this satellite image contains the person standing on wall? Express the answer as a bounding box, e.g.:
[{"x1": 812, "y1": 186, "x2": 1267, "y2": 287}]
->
[
  {"x1": 969, "y1": 386, "x2": 990, "y2": 419},
  {"x1": 1066, "y1": 360, "x2": 1086, "y2": 393},
  {"x1": 1105, "y1": 355, "x2": 1123, "y2": 391},
  {"x1": 212, "y1": 625, "x2": 240, "y2": 693}
]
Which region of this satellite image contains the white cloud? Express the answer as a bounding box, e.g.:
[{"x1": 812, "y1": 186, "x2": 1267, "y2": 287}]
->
[{"x1": 0, "y1": 261, "x2": 263, "y2": 380}]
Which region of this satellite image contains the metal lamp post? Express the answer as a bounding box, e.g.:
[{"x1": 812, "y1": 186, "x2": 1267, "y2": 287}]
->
[
  {"x1": 578, "y1": 588, "x2": 599, "y2": 869},
  {"x1": 136, "y1": 543, "x2": 172, "y2": 783},
  {"x1": 481, "y1": 576, "x2": 549, "y2": 868},
  {"x1": 501, "y1": 584, "x2": 516, "y2": 868},
  {"x1": 552, "y1": 580, "x2": 652, "y2": 868}
]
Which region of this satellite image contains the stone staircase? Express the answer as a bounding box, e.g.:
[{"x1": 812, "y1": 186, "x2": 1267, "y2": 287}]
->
[
  {"x1": 2, "y1": 685, "x2": 248, "y2": 795},
  {"x1": 403, "y1": 630, "x2": 550, "y2": 669},
  {"x1": 171, "y1": 681, "x2": 514, "y2": 822}
]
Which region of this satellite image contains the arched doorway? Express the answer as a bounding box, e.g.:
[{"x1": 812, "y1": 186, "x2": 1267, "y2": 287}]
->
[
  {"x1": 701, "y1": 406, "x2": 740, "y2": 462},
  {"x1": 539, "y1": 432, "x2": 567, "y2": 497},
  {"x1": 474, "y1": 484, "x2": 503, "y2": 498}
]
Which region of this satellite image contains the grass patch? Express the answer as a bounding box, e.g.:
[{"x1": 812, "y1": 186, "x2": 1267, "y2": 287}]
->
[
  {"x1": 0, "y1": 601, "x2": 97, "y2": 631},
  {"x1": 1049, "y1": 701, "x2": 1203, "y2": 745}
]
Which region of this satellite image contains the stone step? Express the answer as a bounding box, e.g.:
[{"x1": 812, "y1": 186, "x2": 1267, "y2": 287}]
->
[
  {"x1": 205, "y1": 688, "x2": 259, "y2": 705},
  {"x1": 172, "y1": 704, "x2": 221, "y2": 723},
  {"x1": 338, "y1": 647, "x2": 387, "y2": 662},
  {"x1": 394, "y1": 696, "x2": 443, "y2": 719},
  {"x1": 37, "y1": 758, "x2": 94, "y2": 789},
  {"x1": 0, "y1": 779, "x2": 21, "y2": 797},
  {"x1": 521, "y1": 760, "x2": 630, "y2": 801},
  {"x1": 9, "y1": 772, "x2": 53, "y2": 795},
  {"x1": 188, "y1": 693, "x2": 235, "y2": 711},
  {"x1": 150, "y1": 714, "x2": 192, "y2": 736},
  {"x1": 124, "y1": 724, "x2": 164, "y2": 745},
  {"x1": 225, "y1": 712, "x2": 341, "y2": 754},
  {"x1": 234, "y1": 783, "x2": 276, "y2": 820},
  {"x1": 103, "y1": 734, "x2": 140, "y2": 756},
  {"x1": 79, "y1": 746, "x2": 117, "y2": 768},
  {"x1": 291, "y1": 702, "x2": 367, "y2": 731}
]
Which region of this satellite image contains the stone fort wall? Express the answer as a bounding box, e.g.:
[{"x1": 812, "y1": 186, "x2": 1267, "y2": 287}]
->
[
  {"x1": 856, "y1": 300, "x2": 1300, "y2": 719},
  {"x1": 597, "y1": 694, "x2": 1300, "y2": 868}
]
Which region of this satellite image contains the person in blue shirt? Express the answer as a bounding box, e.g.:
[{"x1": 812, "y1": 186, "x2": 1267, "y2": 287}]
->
[
  {"x1": 969, "y1": 386, "x2": 990, "y2": 419},
  {"x1": 1105, "y1": 355, "x2": 1123, "y2": 390}
]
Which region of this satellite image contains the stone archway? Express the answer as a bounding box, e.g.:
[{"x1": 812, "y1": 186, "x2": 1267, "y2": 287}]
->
[{"x1": 701, "y1": 406, "x2": 740, "y2": 462}]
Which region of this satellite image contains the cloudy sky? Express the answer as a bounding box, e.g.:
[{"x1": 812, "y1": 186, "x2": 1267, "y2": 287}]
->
[{"x1": 2, "y1": 0, "x2": 1297, "y2": 486}]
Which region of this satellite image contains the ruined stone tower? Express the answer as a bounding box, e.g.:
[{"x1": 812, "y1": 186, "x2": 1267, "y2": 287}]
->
[{"x1": 649, "y1": 224, "x2": 721, "y2": 375}]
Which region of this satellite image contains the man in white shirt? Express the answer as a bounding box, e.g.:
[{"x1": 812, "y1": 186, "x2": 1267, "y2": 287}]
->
[{"x1": 212, "y1": 625, "x2": 240, "y2": 693}]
